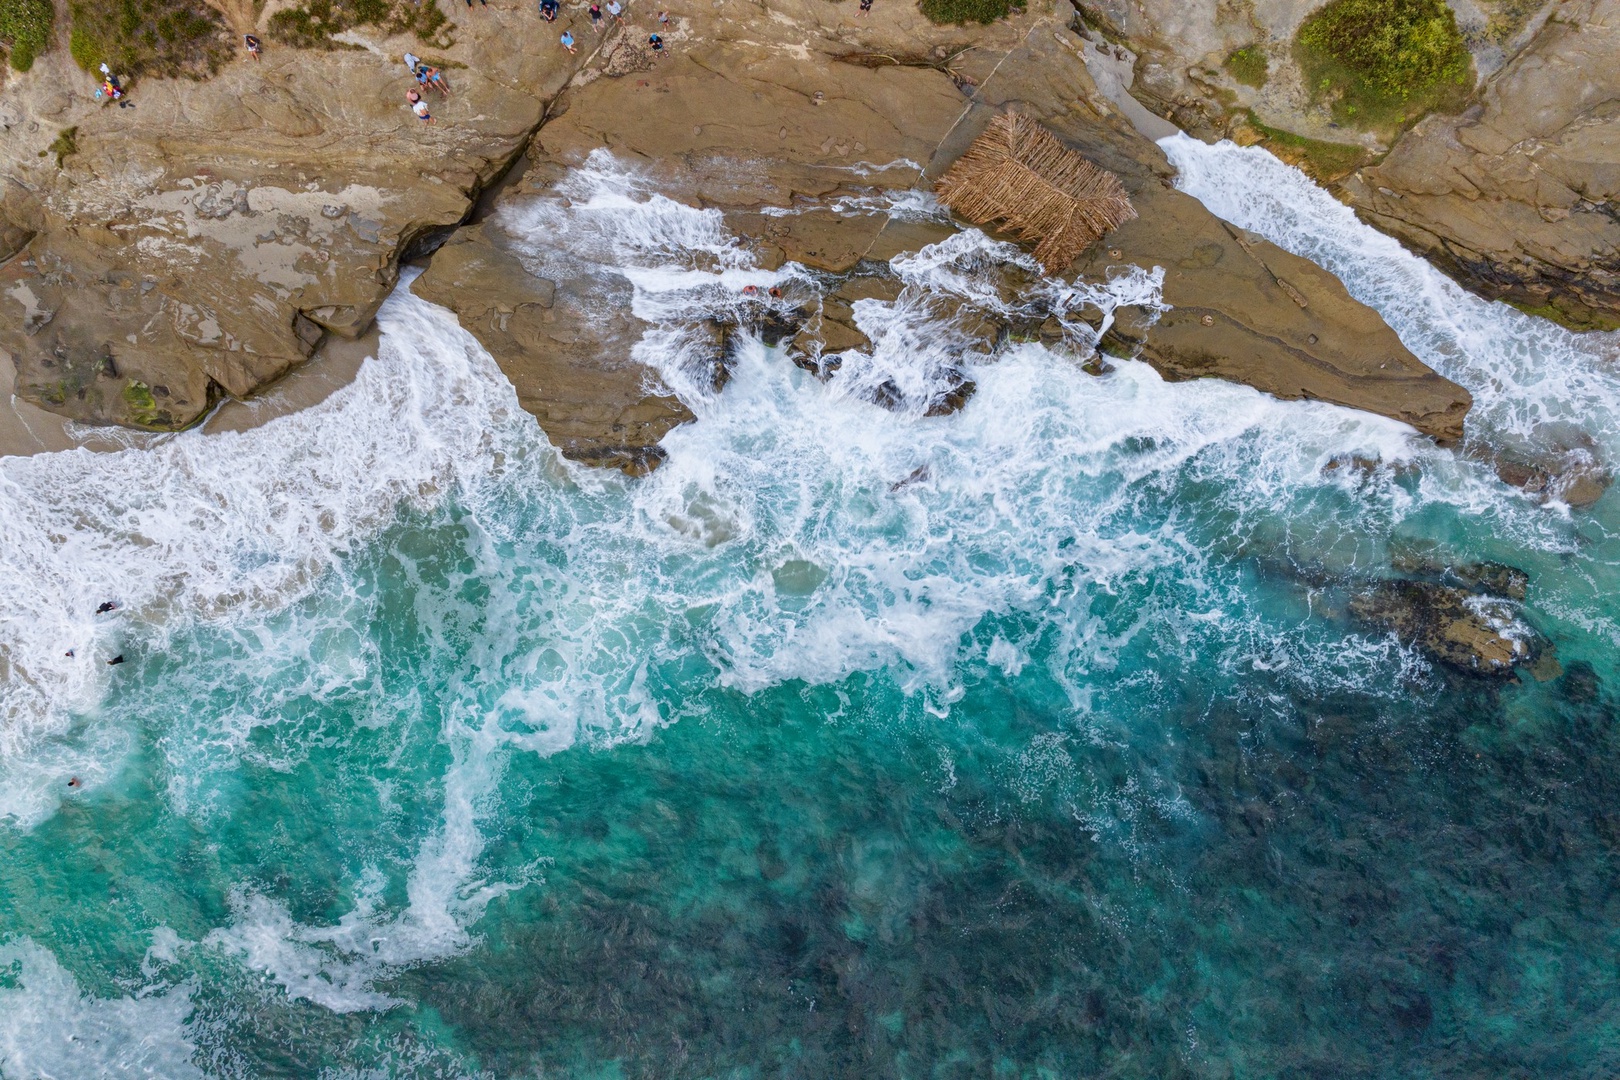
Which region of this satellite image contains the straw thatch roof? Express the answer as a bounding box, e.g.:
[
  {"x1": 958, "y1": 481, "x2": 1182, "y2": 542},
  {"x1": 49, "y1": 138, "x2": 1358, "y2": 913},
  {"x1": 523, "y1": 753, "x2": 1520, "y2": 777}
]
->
[{"x1": 933, "y1": 113, "x2": 1137, "y2": 274}]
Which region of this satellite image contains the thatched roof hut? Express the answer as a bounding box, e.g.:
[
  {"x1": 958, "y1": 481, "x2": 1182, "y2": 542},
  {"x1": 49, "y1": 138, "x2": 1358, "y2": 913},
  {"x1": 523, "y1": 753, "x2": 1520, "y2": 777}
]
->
[{"x1": 933, "y1": 113, "x2": 1137, "y2": 274}]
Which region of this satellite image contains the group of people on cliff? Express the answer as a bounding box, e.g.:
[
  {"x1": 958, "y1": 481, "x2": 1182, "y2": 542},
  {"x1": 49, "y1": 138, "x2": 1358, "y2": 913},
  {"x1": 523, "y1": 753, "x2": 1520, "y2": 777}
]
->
[{"x1": 91, "y1": 0, "x2": 875, "y2": 123}]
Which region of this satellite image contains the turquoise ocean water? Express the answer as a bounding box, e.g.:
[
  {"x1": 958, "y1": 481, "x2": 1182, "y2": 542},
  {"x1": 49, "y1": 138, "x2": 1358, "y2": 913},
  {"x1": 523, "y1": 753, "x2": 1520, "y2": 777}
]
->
[{"x1": 2, "y1": 139, "x2": 1619, "y2": 1077}]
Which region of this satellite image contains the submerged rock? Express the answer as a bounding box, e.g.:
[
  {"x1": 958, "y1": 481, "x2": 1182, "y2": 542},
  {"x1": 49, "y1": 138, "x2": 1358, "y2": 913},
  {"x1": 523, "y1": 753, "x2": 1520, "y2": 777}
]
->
[
  {"x1": 1350, "y1": 579, "x2": 1547, "y2": 677},
  {"x1": 1485, "y1": 436, "x2": 1612, "y2": 510},
  {"x1": 1388, "y1": 554, "x2": 1530, "y2": 602}
]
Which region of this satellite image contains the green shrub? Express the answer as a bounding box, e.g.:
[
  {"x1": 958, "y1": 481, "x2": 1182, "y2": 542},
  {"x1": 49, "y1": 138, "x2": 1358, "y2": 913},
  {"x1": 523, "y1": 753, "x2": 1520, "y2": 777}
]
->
[
  {"x1": 1223, "y1": 45, "x2": 1268, "y2": 88},
  {"x1": 919, "y1": 0, "x2": 1024, "y2": 25},
  {"x1": 0, "y1": 0, "x2": 54, "y2": 71},
  {"x1": 68, "y1": 0, "x2": 233, "y2": 78},
  {"x1": 47, "y1": 126, "x2": 79, "y2": 168},
  {"x1": 268, "y1": 0, "x2": 453, "y2": 49},
  {"x1": 1295, "y1": 0, "x2": 1473, "y2": 129}
]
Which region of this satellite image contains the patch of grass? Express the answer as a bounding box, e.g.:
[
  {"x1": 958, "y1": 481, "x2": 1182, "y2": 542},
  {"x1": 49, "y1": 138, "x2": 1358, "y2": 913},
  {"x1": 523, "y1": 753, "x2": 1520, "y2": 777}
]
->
[
  {"x1": 267, "y1": 0, "x2": 454, "y2": 49},
  {"x1": 1243, "y1": 111, "x2": 1369, "y2": 182},
  {"x1": 69, "y1": 0, "x2": 233, "y2": 79},
  {"x1": 918, "y1": 0, "x2": 1024, "y2": 26},
  {"x1": 0, "y1": 0, "x2": 54, "y2": 70},
  {"x1": 45, "y1": 126, "x2": 79, "y2": 168},
  {"x1": 1295, "y1": 0, "x2": 1474, "y2": 130},
  {"x1": 1223, "y1": 45, "x2": 1268, "y2": 88},
  {"x1": 1484, "y1": 0, "x2": 1543, "y2": 45}
]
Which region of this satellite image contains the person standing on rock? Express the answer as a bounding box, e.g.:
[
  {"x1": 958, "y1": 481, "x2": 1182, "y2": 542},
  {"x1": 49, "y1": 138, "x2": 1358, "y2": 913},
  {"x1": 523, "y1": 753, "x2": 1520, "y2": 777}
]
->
[
  {"x1": 407, "y1": 89, "x2": 434, "y2": 124},
  {"x1": 540, "y1": 0, "x2": 559, "y2": 18},
  {"x1": 589, "y1": 2, "x2": 604, "y2": 30},
  {"x1": 465, "y1": 0, "x2": 487, "y2": 6},
  {"x1": 560, "y1": 28, "x2": 577, "y2": 52},
  {"x1": 607, "y1": 0, "x2": 624, "y2": 23},
  {"x1": 649, "y1": 31, "x2": 663, "y2": 52},
  {"x1": 423, "y1": 65, "x2": 449, "y2": 97},
  {"x1": 244, "y1": 34, "x2": 261, "y2": 60},
  {"x1": 857, "y1": 0, "x2": 872, "y2": 15}
]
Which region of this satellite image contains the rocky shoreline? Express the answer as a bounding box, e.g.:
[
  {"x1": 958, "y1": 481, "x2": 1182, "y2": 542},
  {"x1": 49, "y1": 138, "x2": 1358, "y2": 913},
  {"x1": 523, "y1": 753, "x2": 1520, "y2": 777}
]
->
[
  {"x1": 2, "y1": 0, "x2": 1481, "y2": 457},
  {"x1": 1, "y1": 0, "x2": 1612, "y2": 480},
  {"x1": 0, "y1": 0, "x2": 1597, "y2": 682}
]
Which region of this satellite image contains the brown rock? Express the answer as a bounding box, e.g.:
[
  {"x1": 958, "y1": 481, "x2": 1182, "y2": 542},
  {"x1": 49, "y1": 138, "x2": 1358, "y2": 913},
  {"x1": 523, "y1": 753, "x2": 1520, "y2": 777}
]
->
[
  {"x1": 0, "y1": 15, "x2": 585, "y2": 429},
  {"x1": 791, "y1": 297, "x2": 873, "y2": 362},
  {"x1": 864, "y1": 218, "x2": 960, "y2": 262},
  {"x1": 930, "y1": 27, "x2": 1473, "y2": 443},
  {"x1": 1485, "y1": 435, "x2": 1613, "y2": 509},
  {"x1": 1082, "y1": 210, "x2": 1472, "y2": 443},
  {"x1": 833, "y1": 275, "x2": 905, "y2": 305},
  {"x1": 1349, "y1": 579, "x2": 1545, "y2": 676},
  {"x1": 410, "y1": 227, "x2": 691, "y2": 474},
  {"x1": 749, "y1": 210, "x2": 889, "y2": 274}
]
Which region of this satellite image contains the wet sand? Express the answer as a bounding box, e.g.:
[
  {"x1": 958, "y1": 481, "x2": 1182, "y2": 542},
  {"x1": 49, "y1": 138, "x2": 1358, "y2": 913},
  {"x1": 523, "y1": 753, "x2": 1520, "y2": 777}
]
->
[{"x1": 0, "y1": 327, "x2": 379, "y2": 459}]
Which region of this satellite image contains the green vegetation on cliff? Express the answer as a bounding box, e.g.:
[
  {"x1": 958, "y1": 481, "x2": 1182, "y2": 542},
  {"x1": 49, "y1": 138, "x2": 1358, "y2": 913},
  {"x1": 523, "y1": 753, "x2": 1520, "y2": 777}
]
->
[
  {"x1": 1295, "y1": 0, "x2": 1473, "y2": 129},
  {"x1": 0, "y1": 0, "x2": 54, "y2": 71},
  {"x1": 1223, "y1": 45, "x2": 1268, "y2": 88},
  {"x1": 68, "y1": 0, "x2": 232, "y2": 78},
  {"x1": 1242, "y1": 111, "x2": 1367, "y2": 182},
  {"x1": 268, "y1": 0, "x2": 453, "y2": 49},
  {"x1": 918, "y1": 0, "x2": 1024, "y2": 26},
  {"x1": 46, "y1": 126, "x2": 79, "y2": 168}
]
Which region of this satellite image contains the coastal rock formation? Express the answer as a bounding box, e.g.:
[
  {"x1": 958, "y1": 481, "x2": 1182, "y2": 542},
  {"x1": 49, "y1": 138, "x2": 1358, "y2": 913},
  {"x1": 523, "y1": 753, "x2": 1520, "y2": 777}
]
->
[
  {"x1": 1340, "y1": 0, "x2": 1620, "y2": 330},
  {"x1": 1, "y1": 0, "x2": 1473, "y2": 453},
  {"x1": 954, "y1": 28, "x2": 1471, "y2": 442},
  {"x1": 1073, "y1": 0, "x2": 1620, "y2": 331},
  {"x1": 410, "y1": 226, "x2": 692, "y2": 474},
  {"x1": 440, "y1": 4, "x2": 1469, "y2": 448},
  {"x1": 0, "y1": 13, "x2": 581, "y2": 428}
]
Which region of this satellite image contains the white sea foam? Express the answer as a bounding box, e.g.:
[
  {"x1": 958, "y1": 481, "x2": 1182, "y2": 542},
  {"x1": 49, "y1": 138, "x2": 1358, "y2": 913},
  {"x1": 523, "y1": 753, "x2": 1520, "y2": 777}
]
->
[
  {"x1": 0, "y1": 271, "x2": 530, "y2": 823},
  {"x1": 0, "y1": 937, "x2": 204, "y2": 1078}
]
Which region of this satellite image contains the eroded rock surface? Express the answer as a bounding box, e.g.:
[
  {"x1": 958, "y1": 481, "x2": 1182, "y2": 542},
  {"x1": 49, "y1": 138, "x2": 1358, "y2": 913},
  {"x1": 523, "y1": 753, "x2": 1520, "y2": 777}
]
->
[
  {"x1": 957, "y1": 28, "x2": 1471, "y2": 442},
  {"x1": 1350, "y1": 577, "x2": 1550, "y2": 677},
  {"x1": 3, "y1": 0, "x2": 1474, "y2": 453},
  {"x1": 411, "y1": 225, "x2": 691, "y2": 473},
  {"x1": 0, "y1": 13, "x2": 582, "y2": 428}
]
